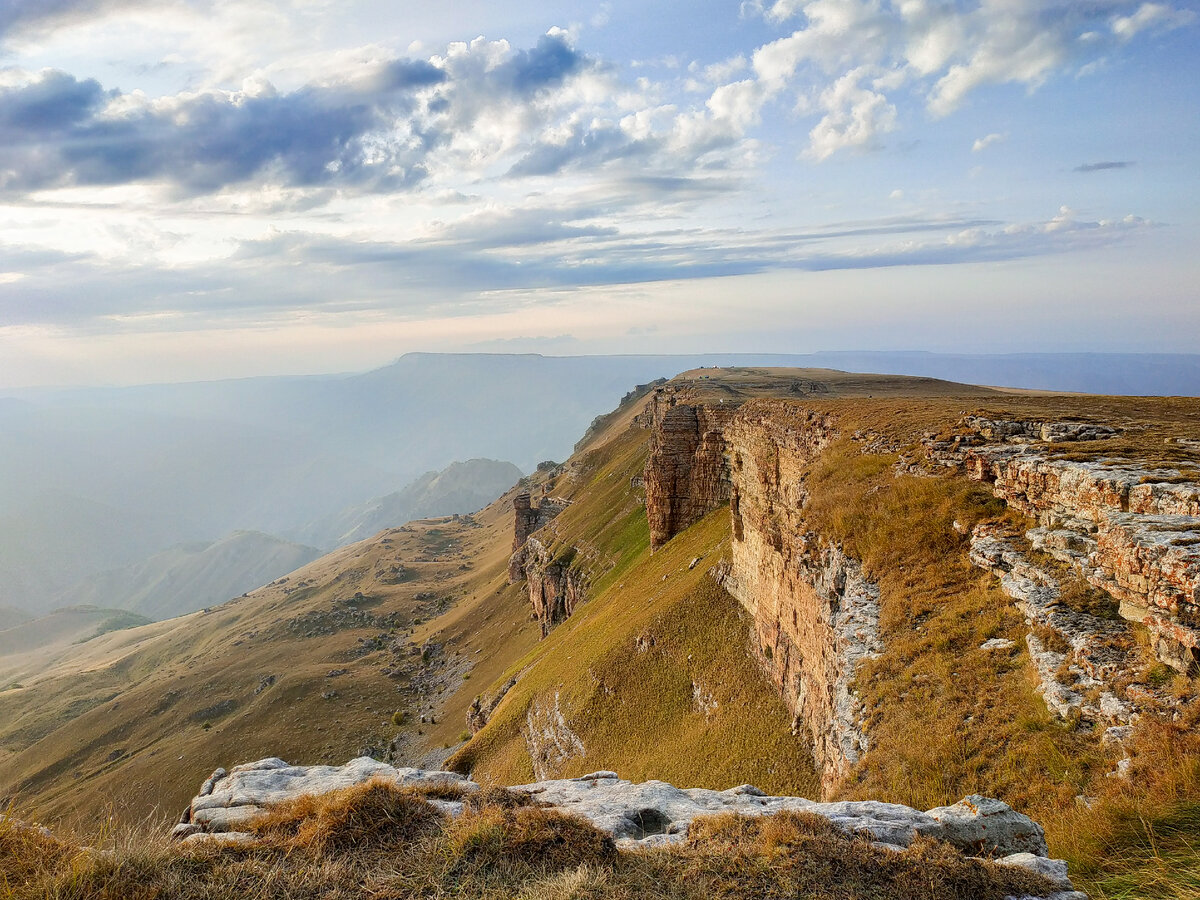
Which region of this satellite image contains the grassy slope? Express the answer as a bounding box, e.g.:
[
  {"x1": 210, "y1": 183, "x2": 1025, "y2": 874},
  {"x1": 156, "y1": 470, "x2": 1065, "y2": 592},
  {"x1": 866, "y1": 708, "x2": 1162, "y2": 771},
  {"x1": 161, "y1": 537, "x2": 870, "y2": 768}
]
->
[
  {"x1": 449, "y1": 422, "x2": 821, "y2": 796},
  {"x1": 0, "y1": 493, "x2": 542, "y2": 834}
]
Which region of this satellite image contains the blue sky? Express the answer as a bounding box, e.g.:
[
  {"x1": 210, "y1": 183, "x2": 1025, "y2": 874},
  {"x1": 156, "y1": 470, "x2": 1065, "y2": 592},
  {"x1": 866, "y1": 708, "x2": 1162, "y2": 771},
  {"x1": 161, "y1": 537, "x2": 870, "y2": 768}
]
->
[{"x1": 0, "y1": 0, "x2": 1196, "y2": 386}]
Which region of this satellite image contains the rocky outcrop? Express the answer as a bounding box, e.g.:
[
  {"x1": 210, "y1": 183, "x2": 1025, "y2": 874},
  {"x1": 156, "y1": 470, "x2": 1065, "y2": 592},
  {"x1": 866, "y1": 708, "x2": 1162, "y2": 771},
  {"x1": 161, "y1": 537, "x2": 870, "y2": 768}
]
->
[
  {"x1": 970, "y1": 524, "x2": 1141, "y2": 729},
  {"x1": 642, "y1": 387, "x2": 740, "y2": 551},
  {"x1": 718, "y1": 405, "x2": 877, "y2": 796},
  {"x1": 467, "y1": 677, "x2": 517, "y2": 735},
  {"x1": 507, "y1": 489, "x2": 584, "y2": 636},
  {"x1": 929, "y1": 417, "x2": 1200, "y2": 673},
  {"x1": 514, "y1": 537, "x2": 587, "y2": 637},
  {"x1": 174, "y1": 756, "x2": 1079, "y2": 897},
  {"x1": 523, "y1": 691, "x2": 586, "y2": 780},
  {"x1": 509, "y1": 492, "x2": 568, "y2": 582}
]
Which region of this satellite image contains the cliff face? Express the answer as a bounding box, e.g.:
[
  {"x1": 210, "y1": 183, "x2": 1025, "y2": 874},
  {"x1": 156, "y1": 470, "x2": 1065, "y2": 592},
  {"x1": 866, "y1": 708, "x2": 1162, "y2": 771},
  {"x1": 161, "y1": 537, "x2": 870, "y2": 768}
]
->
[
  {"x1": 930, "y1": 417, "x2": 1200, "y2": 673},
  {"x1": 518, "y1": 537, "x2": 588, "y2": 637},
  {"x1": 507, "y1": 489, "x2": 587, "y2": 637},
  {"x1": 720, "y1": 406, "x2": 879, "y2": 797},
  {"x1": 642, "y1": 387, "x2": 739, "y2": 551},
  {"x1": 509, "y1": 491, "x2": 568, "y2": 582},
  {"x1": 643, "y1": 397, "x2": 877, "y2": 795}
]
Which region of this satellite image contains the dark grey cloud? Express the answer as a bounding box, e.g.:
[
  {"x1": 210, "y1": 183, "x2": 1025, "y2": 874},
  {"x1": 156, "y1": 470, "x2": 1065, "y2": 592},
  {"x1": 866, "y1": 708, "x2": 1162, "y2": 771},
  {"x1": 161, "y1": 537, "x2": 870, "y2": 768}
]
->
[
  {"x1": 503, "y1": 33, "x2": 587, "y2": 94},
  {"x1": 1075, "y1": 161, "x2": 1135, "y2": 172},
  {"x1": 0, "y1": 36, "x2": 590, "y2": 198}
]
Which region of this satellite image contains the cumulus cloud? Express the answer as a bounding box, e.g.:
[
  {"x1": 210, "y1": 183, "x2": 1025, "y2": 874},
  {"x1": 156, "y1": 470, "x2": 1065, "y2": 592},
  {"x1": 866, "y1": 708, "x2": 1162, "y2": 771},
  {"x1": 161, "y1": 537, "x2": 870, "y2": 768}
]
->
[
  {"x1": 732, "y1": 0, "x2": 1195, "y2": 152},
  {"x1": 807, "y1": 67, "x2": 897, "y2": 160},
  {"x1": 0, "y1": 33, "x2": 610, "y2": 197}
]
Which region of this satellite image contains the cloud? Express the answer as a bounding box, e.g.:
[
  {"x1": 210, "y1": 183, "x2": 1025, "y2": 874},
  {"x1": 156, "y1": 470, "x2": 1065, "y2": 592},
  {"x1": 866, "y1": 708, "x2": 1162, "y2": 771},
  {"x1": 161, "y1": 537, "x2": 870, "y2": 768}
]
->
[
  {"x1": 1075, "y1": 160, "x2": 1135, "y2": 172},
  {"x1": 807, "y1": 66, "x2": 897, "y2": 160},
  {"x1": 0, "y1": 0, "x2": 149, "y2": 39},
  {"x1": 0, "y1": 33, "x2": 604, "y2": 197},
  {"x1": 733, "y1": 0, "x2": 1196, "y2": 153},
  {"x1": 972, "y1": 132, "x2": 1006, "y2": 152},
  {"x1": 0, "y1": 201, "x2": 1154, "y2": 335},
  {"x1": 1112, "y1": 3, "x2": 1196, "y2": 41}
]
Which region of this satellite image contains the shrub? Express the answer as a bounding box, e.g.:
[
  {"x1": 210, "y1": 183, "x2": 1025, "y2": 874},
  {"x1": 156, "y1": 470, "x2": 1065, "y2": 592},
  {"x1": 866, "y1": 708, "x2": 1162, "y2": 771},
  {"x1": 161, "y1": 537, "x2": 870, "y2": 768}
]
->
[
  {"x1": 445, "y1": 807, "x2": 617, "y2": 874},
  {"x1": 250, "y1": 781, "x2": 444, "y2": 853}
]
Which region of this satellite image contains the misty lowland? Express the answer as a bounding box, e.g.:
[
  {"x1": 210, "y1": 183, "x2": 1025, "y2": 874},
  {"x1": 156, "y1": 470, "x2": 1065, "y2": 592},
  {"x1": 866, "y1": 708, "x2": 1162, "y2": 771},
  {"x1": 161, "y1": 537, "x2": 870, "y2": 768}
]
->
[{"x1": 0, "y1": 353, "x2": 1196, "y2": 900}]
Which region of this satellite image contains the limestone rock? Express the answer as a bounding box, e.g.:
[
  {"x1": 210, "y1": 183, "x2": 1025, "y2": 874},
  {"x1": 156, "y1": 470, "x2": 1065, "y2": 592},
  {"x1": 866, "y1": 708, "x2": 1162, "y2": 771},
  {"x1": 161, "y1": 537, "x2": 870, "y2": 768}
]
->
[
  {"x1": 932, "y1": 418, "x2": 1200, "y2": 673},
  {"x1": 971, "y1": 524, "x2": 1145, "y2": 725},
  {"x1": 925, "y1": 795, "x2": 1048, "y2": 857},
  {"x1": 996, "y1": 853, "x2": 1072, "y2": 889},
  {"x1": 177, "y1": 759, "x2": 1067, "y2": 885},
  {"x1": 642, "y1": 388, "x2": 740, "y2": 551},
  {"x1": 720, "y1": 405, "x2": 877, "y2": 798},
  {"x1": 515, "y1": 537, "x2": 588, "y2": 636}
]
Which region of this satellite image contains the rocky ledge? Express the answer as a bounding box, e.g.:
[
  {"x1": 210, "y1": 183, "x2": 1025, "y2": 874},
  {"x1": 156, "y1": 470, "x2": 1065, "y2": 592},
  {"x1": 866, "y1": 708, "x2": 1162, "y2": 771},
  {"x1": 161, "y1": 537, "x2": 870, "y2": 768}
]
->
[
  {"x1": 927, "y1": 417, "x2": 1200, "y2": 673},
  {"x1": 173, "y1": 757, "x2": 1084, "y2": 898}
]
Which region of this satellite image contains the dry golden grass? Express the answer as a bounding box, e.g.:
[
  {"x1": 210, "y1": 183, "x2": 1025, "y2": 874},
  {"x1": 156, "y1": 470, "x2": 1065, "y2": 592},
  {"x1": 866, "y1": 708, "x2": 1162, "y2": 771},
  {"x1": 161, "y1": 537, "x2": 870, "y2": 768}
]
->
[{"x1": 0, "y1": 784, "x2": 1059, "y2": 900}]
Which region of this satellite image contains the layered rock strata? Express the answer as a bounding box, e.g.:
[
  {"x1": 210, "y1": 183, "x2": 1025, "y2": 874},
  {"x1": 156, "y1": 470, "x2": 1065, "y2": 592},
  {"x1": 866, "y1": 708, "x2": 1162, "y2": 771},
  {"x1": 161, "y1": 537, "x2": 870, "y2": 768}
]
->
[
  {"x1": 642, "y1": 387, "x2": 740, "y2": 551},
  {"x1": 718, "y1": 406, "x2": 879, "y2": 796},
  {"x1": 970, "y1": 525, "x2": 1139, "y2": 731},
  {"x1": 174, "y1": 756, "x2": 1077, "y2": 898},
  {"x1": 929, "y1": 418, "x2": 1200, "y2": 673}
]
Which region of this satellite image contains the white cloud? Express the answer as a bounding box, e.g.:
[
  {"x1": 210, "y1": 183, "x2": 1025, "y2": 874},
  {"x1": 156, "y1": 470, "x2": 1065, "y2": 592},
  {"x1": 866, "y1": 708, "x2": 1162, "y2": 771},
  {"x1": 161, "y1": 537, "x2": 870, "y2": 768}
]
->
[
  {"x1": 1112, "y1": 2, "x2": 1196, "y2": 41},
  {"x1": 733, "y1": 0, "x2": 1196, "y2": 151},
  {"x1": 807, "y1": 67, "x2": 897, "y2": 160},
  {"x1": 972, "y1": 132, "x2": 1006, "y2": 152}
]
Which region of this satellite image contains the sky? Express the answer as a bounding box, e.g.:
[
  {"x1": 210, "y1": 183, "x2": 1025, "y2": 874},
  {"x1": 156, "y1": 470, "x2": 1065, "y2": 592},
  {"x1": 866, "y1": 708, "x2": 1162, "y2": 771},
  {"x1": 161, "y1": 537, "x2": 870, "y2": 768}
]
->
[{"x1": 0, "y1": 0, "x2": 1197, "y2": 387}]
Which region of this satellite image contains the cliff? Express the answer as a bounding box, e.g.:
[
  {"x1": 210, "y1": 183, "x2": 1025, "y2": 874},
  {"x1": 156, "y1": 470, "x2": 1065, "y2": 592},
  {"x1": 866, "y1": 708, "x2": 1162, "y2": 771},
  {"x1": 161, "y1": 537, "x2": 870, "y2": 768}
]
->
[
  {"x1": 642, "y1": 385, "x2": 740, "y2": 551},
  {"x1": 506, "y1": 489, "x2": 584, "y2": 635},
  {"x1": 641, "y1": 396, "x2": 881, "y2": 795},
  {"x1": 717, "y1": 404, "x2": 880, "y2": 796}
]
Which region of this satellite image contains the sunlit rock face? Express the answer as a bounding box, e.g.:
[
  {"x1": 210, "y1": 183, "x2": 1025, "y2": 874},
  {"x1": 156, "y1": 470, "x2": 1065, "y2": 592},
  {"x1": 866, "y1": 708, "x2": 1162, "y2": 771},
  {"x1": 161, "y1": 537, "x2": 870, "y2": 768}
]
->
[
  {"x1": 642, "y1": 396, "x2": 878, "y2": 796},
  {"x1": 719, "y1": 404, "x2": 879, "y2": 798},
  {"x1": 642, "y1": 387, "x2": 740, "y2": 552}
]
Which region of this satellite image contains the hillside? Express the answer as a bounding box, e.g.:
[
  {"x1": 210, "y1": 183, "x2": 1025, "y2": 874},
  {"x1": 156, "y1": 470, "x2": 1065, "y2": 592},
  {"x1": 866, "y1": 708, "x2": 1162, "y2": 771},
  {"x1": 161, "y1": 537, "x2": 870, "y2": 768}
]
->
[
  {"x1": 47, "y1": 531, "x2": 324, "y2": 622},
  {"x1": 0, "y1": 606, "x2": 152, "y2": 677},
  {"x1": 0, "y1": 367, "x2": 1196, "y2": 897},
  {"x1": 296, "y1": 458, "x2": 524, "y2": 550},
  {"x1": 0, "y1": 606, "x2": 31, "y2": 631}
]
